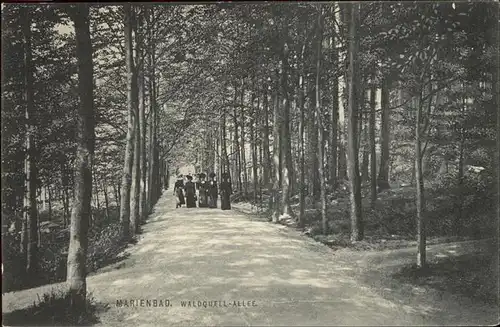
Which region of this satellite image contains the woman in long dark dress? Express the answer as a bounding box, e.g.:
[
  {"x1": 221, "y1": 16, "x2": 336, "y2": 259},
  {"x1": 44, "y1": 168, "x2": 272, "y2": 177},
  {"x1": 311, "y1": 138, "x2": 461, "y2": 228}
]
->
[
  {"x1": 197, "y1": 173, "x2": 209, "y2": 207},
  {"x1": 184, "y1": 175, "x2": 197, "y2": 208},
  {"x1": 220, "y1": 172, "x2": 232, "y2": 210},
  {"x1": 173, "y1": 175, "x2": 185, "y2": 208},
  {"x1": 207, "y1": 172, "x2": 218, "y2": 208}
]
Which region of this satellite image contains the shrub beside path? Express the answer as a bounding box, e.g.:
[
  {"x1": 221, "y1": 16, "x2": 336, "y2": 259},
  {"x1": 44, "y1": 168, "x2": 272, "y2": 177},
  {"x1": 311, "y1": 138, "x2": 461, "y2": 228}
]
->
[{"x1": 3, "y1": 193, "x2": 498, "y2": 326}]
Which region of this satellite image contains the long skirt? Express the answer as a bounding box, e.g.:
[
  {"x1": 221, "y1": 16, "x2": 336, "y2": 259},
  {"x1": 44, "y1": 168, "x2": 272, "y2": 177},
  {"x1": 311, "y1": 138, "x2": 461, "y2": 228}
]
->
[
  {"x1": 208, "y1": 191, "x2": 217, "y2": 208},
  {"x1": 186, "y1": 193, "x2": 197, "y2": 208},
  {"x1": 176, "y1": 189, "x2": 185, "y2": 206},
  {"x1": 199, "y1": 192, "x2": 208, "y2": 208},
  {"x1": 221, "y1": 191, "x2": 231, "y2": 210}
]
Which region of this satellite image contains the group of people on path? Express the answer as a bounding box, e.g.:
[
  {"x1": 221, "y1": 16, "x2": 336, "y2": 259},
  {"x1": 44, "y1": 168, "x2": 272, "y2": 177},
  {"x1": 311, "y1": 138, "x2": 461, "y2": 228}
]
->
[{"x1": 173, "y1": 172, "x2": 232, "y2": 210}]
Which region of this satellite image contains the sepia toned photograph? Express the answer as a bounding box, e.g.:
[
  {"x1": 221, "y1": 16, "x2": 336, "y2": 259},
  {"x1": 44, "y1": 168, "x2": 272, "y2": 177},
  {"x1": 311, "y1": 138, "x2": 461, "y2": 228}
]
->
[{"x1": 1, "y1": 1, "x2": 499, "y2": 326}]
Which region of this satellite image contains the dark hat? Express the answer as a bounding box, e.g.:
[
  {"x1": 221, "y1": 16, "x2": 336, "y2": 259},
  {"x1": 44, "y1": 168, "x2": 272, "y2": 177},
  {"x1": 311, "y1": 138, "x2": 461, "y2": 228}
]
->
[
  {"x1": 209, "y1": 172, "x2": 216, "y2": 178},
  {"x1": 199, "y1": 173, "x2": 206, "y2": 178},
  {"x1": 177, "y1": 175, "x2": 183, "y2": 179},
  {"x1": 186, "y1": 175, "x2": 193, "y2": 180}
]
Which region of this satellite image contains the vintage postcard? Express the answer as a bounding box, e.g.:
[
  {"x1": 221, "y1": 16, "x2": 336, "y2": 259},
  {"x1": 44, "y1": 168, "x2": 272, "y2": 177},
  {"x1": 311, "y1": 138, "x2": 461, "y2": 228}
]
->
[{"x1": 2, "y1": 1, "x2": 499, "y2": 326}]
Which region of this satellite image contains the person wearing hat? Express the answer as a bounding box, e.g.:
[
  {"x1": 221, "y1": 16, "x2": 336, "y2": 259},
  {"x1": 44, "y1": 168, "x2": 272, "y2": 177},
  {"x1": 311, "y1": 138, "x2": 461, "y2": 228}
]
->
[
  {"x1": 207, "y1": 172, "x2": 218, "y2": 208},
  {"x1": 197, "y1": 173, "x2": 209, "y2": 207},
  {"x1": 220, "y1": 172, "x2": 232, "y2": 210},
  {"x1": 173, "y1": 175, "x2": 185, "y2": 208},
  {"x1": 184, "y1": 175, "x2": 197, "y2": 208}
]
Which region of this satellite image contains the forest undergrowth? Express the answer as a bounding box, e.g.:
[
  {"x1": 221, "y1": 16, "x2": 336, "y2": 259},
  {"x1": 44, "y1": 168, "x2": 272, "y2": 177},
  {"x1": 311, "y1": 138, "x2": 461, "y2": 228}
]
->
[
  {"x1": 2, "y1": 206, "x2": 131, "y2": 294},
  {"x1": 232, "y1": 173, "x2": 498, "y2": 305}
]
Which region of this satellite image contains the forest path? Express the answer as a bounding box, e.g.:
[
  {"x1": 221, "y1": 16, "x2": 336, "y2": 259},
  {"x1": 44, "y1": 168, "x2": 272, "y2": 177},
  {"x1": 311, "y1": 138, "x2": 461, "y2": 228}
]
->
[
  {"x1": 95, "y1": 192, "x2": 419, "y2": 326},
  {"x1": 91, "y1": 192, "x2": 496, "y2": 326},
  {"x1": 3, "y1": 192, "x2": 497, "y2": 326}
]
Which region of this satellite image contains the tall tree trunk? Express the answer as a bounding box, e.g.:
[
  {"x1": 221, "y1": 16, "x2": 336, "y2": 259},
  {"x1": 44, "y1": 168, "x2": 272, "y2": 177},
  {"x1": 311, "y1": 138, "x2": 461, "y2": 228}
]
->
[
  {"x1": 22, "y1": 7, "x2": 38, "y2": 279},
  {"x1": 62, "y1": 173, "x2": 70, "y2": 228},
  {"x1": 47, "y1": 185, "x2": 52, "y2": 221},
  {"x1": 155, "y1": 80, "x2": 161, "y2": 201},
  {"x1": 308, "y1": 87, "x2": 320, "y2": 200},
  {"x1": 120, "y1": 4, "x2": 136, "y2": 242},
  {"x1": 130, "y1": 13, "x2": 141, "y2": 236},
  {"x1": 378, "y1": 78, "x2": 391, "y2": 190},
  {"x1": 94, "y1": 177, "x2": 100, "y2": 212},
  {"x1": 360, "y1": 104, "x2": 369, "y2": 182},
  {"x1": 250, "y1": 93, "x2": 258, "y2": 203},
  {"x1": 271, "y1": 73, "x2": 281, "y2": 222},
  {"x1": 139, "y1": 17, "x2": 147, "y2": 224},
  {"x1": 229, "y1": 129, "x2": 235, "y2": 186},
  {"x1": 278, "y1": 95, "x2": 283, "y2": 189},
  {"x1": 165, "y1": 163, "x2": 169, "y2": 190},
  {"x1": 210, "y1": 131, "x2": 215, "y2": 173},
  {"x1": 415, "y1": 88, "x2": 426, "y2": 268},
  {"x1": 369, "y1": 77, "x2": 377, "y2": 206},
  {"x1": 316, "y1": 5, "x2": 327, "y2": 234},
  {"x1": 147, "y1": 37, "x2": 157, "y2": 211},
  {"x1": 216, "y1": 121, "x2": 221, "y2": 181},
  {"x1": 298, "y1": 50, "x2": 307, "y2": 229},
  {"x1": 290, "y1": 71, "x2": 299, "y2": 197},
  {"x1": 329, "y1": 33, "x2": 339, "y2": 189},
  {"x1": 346, "y1": 3, "x2": 363, "y2": 242},
  {"x1": 161, "y1": 160, "x2": 165, "y2": 193},
  {"x1": 215, "y1": 128, "x2": 220, "y2": 175},
  {"x1": 18, "y1": 184, "x2": 26, "y2": 258},
  {"x1": 232, "y1": 86, "x2": 242, "y2": 192},
  {"x1": 42, "y1": 186, "x2": 47, "y2": 211},
  {"x1": 147, "y1": 99, "x2": 154, "y2": 210},
  {"x1": 262, "y1": 85, "x2": 271, "y2": 188},
  {"x1": 337, "y1": 3, "x2": 348, "y2": 182},
  {"x1": 215, "y1": 125, "x2": 220, "y2": 178},
  {"x1": 202, "y1": 133, "x2": 207, "y2": 173},
  {"x1": 455, "y1": 126, "x2": 465, "y2": 235},
  {"x1": 67, "y1": 3, "x2": 94, "y2": 308},
  {"x1": 113, "y1": 182, "x2": 120, "y2": 211},
  {"x1": 221, "y1": 105, "x2": 230, "y2": 175},
  {"x1": 156, "y1": 159, "x2": 162, "y2": 197},
  {"x1": 71, "y1": 172, "x2": 75, "y2": 200},
  {"x1": 153, "y1": 141, "x2": 160, "y2": 203},
  {"x1": 205, "y1": 131, "x2": 211, "y2": 173},
  {"x1": 38, "y1": 191, "x2": 42, "y2": 247},
  {"x1": 20, "y1": 213, "x2": 27, "y2": 260},
  {"x1": 338, "y1": 96, "x2": 348, "y2": 180},
  {"x1": 91, "y1": 183, "x2": 96, "y2": 210},
  {"x1": 280, "y1": 36, "x2": 294, "y2": 219},
  {"x1": 258, "y1": 105, "x2": 264, "y2": 201},
  {"x1": 240, "y1": 86, "x2": 249, "y2": 198},
  {"x1": 102, "y1": 180, "x2": 110, "y2": 220}
]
